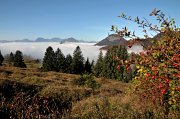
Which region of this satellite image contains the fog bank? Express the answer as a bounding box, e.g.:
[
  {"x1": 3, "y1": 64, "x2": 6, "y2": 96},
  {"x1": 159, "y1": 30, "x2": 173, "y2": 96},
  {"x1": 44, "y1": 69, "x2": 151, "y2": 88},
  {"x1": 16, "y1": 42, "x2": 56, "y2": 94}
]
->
[
  {"x1": 0, "y1": 42, "x2": 104, "y2": 61},
  {"x1": 0, "y1": 42, "x2": 143, "y2": 61}
]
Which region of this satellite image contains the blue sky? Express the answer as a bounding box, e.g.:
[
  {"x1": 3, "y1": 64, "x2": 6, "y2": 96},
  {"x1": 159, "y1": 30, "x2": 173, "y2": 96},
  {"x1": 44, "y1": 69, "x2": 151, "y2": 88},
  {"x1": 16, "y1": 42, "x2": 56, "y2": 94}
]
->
[{"x1": 0, "y1": 0, "x2": 179, "y2": 41}]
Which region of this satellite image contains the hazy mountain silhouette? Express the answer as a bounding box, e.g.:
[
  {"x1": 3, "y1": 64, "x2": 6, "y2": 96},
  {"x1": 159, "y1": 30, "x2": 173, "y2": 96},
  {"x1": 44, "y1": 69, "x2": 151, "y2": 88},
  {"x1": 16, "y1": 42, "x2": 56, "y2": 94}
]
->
[{"x1": 0, "y1": 37, "x2": 80, "y2": 43}]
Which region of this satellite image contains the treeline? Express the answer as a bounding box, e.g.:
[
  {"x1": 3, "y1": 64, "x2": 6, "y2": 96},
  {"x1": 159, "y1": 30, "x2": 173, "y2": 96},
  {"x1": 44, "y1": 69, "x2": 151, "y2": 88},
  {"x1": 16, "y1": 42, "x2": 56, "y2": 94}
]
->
[
  {"x1": 42, "y1": 46, "x2": 93, "y2": 74},
  {"x1": 42, "y1": 45, "x2": 135, "y2": 82},
  {"x1": 0, "y1": 50, "x2": 26, "y2": 68},
  {"x1": 94, "y1": 45, "x2": 134, "y2": 82},
  {"x1": 0, "y1": 45, "x2": 135, "y2": 82}
]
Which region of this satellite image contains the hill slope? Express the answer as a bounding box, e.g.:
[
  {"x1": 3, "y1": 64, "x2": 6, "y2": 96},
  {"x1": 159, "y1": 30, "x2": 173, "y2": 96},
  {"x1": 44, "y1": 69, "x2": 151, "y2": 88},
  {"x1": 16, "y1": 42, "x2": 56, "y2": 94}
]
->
[{"x1": 96, "y1": 34, "x2": 128, "y2": 46}]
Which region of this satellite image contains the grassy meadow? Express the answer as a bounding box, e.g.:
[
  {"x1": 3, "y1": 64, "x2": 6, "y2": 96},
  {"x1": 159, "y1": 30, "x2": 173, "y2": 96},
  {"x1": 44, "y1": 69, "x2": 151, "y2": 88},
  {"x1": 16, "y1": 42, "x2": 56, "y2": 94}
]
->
[{"x1": 0, "y1": 61, "x2": 179, "y2": 119}]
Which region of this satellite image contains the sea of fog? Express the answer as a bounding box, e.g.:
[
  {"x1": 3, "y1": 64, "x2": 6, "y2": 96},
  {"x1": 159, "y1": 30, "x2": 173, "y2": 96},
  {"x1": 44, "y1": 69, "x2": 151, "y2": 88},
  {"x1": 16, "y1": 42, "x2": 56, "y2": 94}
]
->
[
  {"x1": 0, "y1": 42, "x2": 143, "y2": 61},
  {"x1": 0, "y1": 42, "x2": 106, "y2": 61}
]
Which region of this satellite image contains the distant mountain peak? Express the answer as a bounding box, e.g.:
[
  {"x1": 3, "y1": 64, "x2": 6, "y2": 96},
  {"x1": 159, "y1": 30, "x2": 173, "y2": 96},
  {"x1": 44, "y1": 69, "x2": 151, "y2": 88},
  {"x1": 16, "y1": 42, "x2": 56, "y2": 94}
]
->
[
  {"x1": 63, "y1": 37, "x2": 78, "y2": 42},
  {"x1": 95, "y1": 34, "x2": 127, "y2": 46},
  {"x1": 35, "y1": 37, "x2": 79, "y2": 42},
  {"x1": 15, "y1": 39, "x2": 32, "y2": 42},
  {"x1": 35, "y1": 37, "x2": 48, "y2": 42}
]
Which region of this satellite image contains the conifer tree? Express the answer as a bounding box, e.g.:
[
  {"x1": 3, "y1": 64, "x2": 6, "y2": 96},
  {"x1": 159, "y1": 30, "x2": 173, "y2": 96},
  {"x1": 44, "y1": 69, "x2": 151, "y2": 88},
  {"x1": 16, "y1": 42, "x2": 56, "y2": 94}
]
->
[
  {"x1": 91, "y1": 60, "x2": 95, "y2": 72},
  {"x1": 42, "y1": 46, "x2": 55, "y2": 71},
  {"x1": 102, "y1": 49, "x2": 114, "y2": 79},
  {"x1": 9, "y1": 52, "x2": 14, "y2": 63},
  {"x1": 54, "y1": 48, "x2": 65, "y2": 72},
  {"x1": 116, "y1": 46, "x2": 129, "y2": 82},
  {"x1": 71, "y1": 46, "x2": 84, "y2": 74},
  {"x1": 84, "y1": 58, "x2": 92, "y2": 74},
  {"x1": 94, "y1": 51, "x2": 103, "y2": 77},
  {"x1": 0, "y1": 51, "x2": 4, "y2": 66},
  {"x1": 13, "y1": 50, "x2": 26, "y2": 68},
  {"x1": 117, "y1": 46, "x2": 128, "y2": 61},
  {"x1": 102, "y1": 46, "x2": 129, "y2": 81},
  {"x1": 64, "y1": 54, "x2": 73, "y2": 73}
]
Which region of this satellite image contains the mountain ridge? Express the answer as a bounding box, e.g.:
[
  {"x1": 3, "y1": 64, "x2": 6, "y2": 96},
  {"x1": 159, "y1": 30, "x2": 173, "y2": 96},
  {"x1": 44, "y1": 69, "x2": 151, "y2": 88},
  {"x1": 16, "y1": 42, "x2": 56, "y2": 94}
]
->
[
  {"x1": 0, "y1": 37, "x2": 98, "y2": 43},
  {"x1": 95, "y1": 34, "x2": 128, "y2": 46},
  {"x1": 0, "y1": 37, "x2": 88, "y2": 43}
]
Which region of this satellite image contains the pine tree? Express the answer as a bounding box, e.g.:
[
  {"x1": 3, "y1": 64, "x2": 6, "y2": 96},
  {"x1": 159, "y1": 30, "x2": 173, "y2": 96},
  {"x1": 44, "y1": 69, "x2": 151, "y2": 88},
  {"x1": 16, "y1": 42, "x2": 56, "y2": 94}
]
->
[
  {"x1": 116, "y1": 46, "x2": 129, "y2": 82},
  {"x1": 64, "y1": 54, "x2": 73, "y2": 73},
  {"x1": 71, "y1": 46, "x2": 84, "y2": 74},
  {"x1": 117, "y1": 46, "x2": 128, "y2": 61},
  {"x1": 7, "y1": 52, "x2": 14, "y2": 66},
  {"x1": 91, "y1": 60, "x2": 95, "y2": 72},
  {"x1": 13, "y1": 50, "x2": 26, "y2": 68},
  {"x1": 84, "y1": 58, "x2": 92, "y2": 74},
  {"x1": 0, "y1": 51, "x2": 4, "y2": 66},
  {"x1": 54, "y1": 48, "x2": 65, "y2": 72},
  {"x1": 102, "y1": 49, "x2": 114, "y2": 79},
  {"x1": 94, "y1": 51, "x2": 103, "y2": 77},
  {"x1": 9, "y1": 52, "x2": 14, "y2": 62},
  {"x1": 101, "y1": 46, "x2": 129, "y2": 81},
  {"x1": 42, "y1": 46, "x2": 55, "y2": 71}
]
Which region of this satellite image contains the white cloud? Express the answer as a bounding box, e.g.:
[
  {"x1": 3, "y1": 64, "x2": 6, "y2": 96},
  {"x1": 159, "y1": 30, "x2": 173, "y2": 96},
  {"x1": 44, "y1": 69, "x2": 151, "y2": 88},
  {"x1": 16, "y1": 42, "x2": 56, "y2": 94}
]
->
[
  {"x1": 0, "y1": 42, "x2": 104, "y2": 61},
  {"x1": 127, "y1": 44, "x2": 144, "y2": 54},
  {"x1": 0, "y1": 42, "x2": 144, "y2": 62}
]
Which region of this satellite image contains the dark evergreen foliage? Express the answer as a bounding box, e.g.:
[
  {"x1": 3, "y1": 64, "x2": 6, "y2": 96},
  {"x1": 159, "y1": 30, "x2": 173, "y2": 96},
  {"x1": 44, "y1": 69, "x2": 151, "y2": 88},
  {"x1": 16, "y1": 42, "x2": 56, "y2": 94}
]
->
[
  {"x1": 39, "y1": 45, "x2": 131, "y2": 82},
  {"x1": 64, "y1": 54, "x2": 73, "y2": 73},
  {"x1": 42, "y1": 46, "x2": 55, "y2": 71},
  {"x1": 101, "y1": 46, "x2": 129, "y2": 81},
  {"x1": 13, "y1": 50, "x2": 26, "y2": 68},
  {"x1": 84, "y1": 58, "x2": 92, "y2": 74},
  {"x1": 72, "y1": 74, "x2": 101, "y2": 89},
  {"x1": 71, "y1": 46, "x2": 84, "y2": 74},
  {"x1": 9, "y1": 52, "x2": 14, "y2": 63},
  {"x1": 117, "y1": 46, "x2": 128, "y2": 61},
  {"x1": 0, "y1": 51, "x2": 4, "y2": 66},
  {"x1": 94, "y1": 51, "x2": 103, "y2": 77},
  {"x1": 91, "y1": 60, "x2": 95, "y2": 72},
  {"x1": 116, "y1": 46, "x2": 129, "y2": 82},
  {"x1": 102, "y1": 49, "x2": 114, "y2": 79},
  {"x1": 54, "y1": 48, "x2": 65, "y2": 72}
]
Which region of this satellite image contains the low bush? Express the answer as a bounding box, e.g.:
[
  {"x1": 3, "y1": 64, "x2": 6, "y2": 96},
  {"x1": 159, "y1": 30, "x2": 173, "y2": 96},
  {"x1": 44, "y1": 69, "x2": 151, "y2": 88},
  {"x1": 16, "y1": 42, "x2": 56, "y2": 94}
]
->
[
  {"x1": 72, "y1": 74, "x2": 101, "y2": 89},
  {"x1": 0, "y1": 80, "x2": 72, "y2": 118}
]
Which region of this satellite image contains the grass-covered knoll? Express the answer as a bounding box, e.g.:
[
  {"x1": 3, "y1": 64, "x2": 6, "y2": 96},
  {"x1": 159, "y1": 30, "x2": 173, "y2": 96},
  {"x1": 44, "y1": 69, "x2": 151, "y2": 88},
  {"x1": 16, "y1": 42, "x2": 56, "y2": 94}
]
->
[
  {"x1": 0, "y1": 65, "x2": 127, "y2": 118},
  {"x1": 0, "y1": 64, "x2": 179, "y2": 118}
]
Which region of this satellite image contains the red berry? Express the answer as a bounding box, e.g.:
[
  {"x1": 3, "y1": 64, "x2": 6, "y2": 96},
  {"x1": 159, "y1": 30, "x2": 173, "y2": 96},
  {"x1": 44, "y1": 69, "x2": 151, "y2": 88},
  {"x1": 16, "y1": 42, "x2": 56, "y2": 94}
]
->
[
  {"x1": 173, "y1": 63, "x2": 178, "y2": 68},
  {"x1": 164, "y1": 64, "x2": 167, "y2": 68},
  {"x1": 176, "y1": 87, "x2": 180, "y2": 91},
  {"x1": 178, "y1": 73, "x2": 180, "y2": 79},
  {"x1": 117, "y1": 65, "x2": 120, "y2": 70},
  {"x1": 151, "y1": 66, "x2": 156, "y2": 71},
  {"x1": 152, "y1": 76, "x2": 155, "y2": 80},
  {"x1": 159, "y1": 83, "x2": 163, "y2": 89},
  {"x1": 173, "y1": 57, "x2": 177, "y2": 61},
  {"x1": 147, "y1": 73, "x2": 151, "y2": 77},
  {"x1": 161, "y1": 89, "x2": 166, "y2": 95},
  {"x1": 165, "y1": 79, "x2": 169, "y2": 84},
  {"x1": 126, "y1": 67, "x2": 130, "y2": 71}
]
